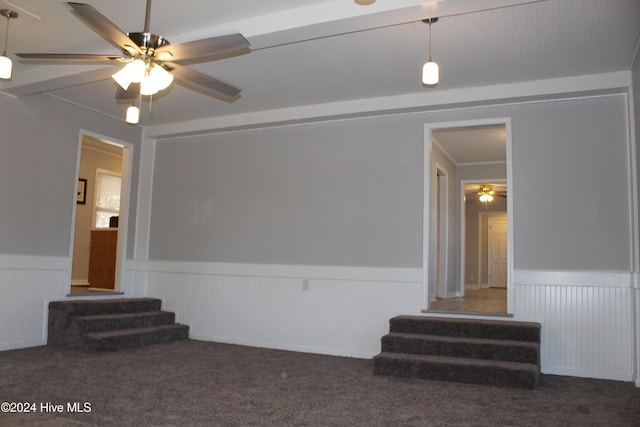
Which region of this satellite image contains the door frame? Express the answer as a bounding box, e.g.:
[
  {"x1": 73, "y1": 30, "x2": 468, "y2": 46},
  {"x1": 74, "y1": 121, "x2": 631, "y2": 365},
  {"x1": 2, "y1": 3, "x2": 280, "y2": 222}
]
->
[
  {"x1": 435, "y1": 166, "x2": 448, "y2": 299},
  {"x1": 69, "y1": 131, "x2": 134, "y2": 293},
  {"x1": 423, "y1": 118, "x2": 514, "y2": 314}
]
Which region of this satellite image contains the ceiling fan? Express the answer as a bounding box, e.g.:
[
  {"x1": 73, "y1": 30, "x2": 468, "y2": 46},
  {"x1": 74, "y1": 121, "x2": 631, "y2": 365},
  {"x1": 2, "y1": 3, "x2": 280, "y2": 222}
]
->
[
  {"x1": 15, "y1": 1, "x2": 250, "y2": 113},
  {"x1": 477, "y1": 184, "x2": 506, "y2": 202}
]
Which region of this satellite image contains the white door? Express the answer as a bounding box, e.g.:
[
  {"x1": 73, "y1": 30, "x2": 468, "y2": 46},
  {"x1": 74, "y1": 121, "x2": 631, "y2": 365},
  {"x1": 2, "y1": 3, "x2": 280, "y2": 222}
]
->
[{"x1": 488, "y1": 215, "x2": 507, "y2": 288}]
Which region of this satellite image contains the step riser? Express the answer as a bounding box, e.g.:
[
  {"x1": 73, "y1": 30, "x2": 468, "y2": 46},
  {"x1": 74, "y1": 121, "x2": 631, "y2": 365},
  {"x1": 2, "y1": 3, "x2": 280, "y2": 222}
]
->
[
  {"x1": 85, "y1": 326, "x2": 189, "y2": 352},
  {"x1": 381, "y1": 335, "x2": 539, "y2": 364},
  {"x1": 75, "y1": 312, "x2": 176, "y2": 334},
  {"x1": 373, "y1": 356, "x2": 539, "y2": 389},
  {"x1": 390, "y1": 317, "x2": 540, "y2": 342}
]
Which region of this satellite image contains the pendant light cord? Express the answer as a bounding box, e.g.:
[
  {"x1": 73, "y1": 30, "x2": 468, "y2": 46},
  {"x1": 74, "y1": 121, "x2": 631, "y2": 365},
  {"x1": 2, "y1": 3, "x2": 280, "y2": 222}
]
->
[
  {"x1": 428, "y1": 20, "x2": 432, "y2": 61},
  {"x1": 2, "y1": 12, "x2": 10, "y2": 56}
]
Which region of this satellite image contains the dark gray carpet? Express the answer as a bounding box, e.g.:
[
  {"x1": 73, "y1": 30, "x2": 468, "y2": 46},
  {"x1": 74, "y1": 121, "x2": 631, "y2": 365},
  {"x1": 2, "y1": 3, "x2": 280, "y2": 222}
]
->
[{"x1": 0, "y1": 340, "x2": 638, "y2": 426}]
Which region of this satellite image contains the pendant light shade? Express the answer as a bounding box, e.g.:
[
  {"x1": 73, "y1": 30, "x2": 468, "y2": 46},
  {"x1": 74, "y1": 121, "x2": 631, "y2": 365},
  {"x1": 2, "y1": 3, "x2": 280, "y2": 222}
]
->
[
  {"x1": 126, "y1": 105, "x2": 140, "y2": 124},
  {"x1": 422, "y1": 59, "x2": 439, "y2": 85},
  {"x1": 112, "y1": 59, "x2": 146, "y2": 90},
  {"x1": 421, "y1": 17, "x2": 439, "y2": 86},
  {"x1": 0, "y1": 54, "x2": 11, "y2": 79},
  {"x1": 140, "y1": 64, "x2": 173, "y2": 95},
  {"x1": 0, "y1": 9, "x2": 17, "y2": 80}
]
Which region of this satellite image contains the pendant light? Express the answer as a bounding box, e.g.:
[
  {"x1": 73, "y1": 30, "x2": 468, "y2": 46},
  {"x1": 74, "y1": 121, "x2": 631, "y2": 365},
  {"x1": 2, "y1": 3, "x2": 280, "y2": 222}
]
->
[
  {"x1": 125, "y1": 104, "x2": 140, "y2": 124},
  {"x1": 0, "y1": 9, "x2": 17, "y2": 80},
  {"x1": 126, "y1": 94, "x2": 142, "y2": 125},
  {"x1": 422, "y1": 18, "x2": 439, "y2": 86}
]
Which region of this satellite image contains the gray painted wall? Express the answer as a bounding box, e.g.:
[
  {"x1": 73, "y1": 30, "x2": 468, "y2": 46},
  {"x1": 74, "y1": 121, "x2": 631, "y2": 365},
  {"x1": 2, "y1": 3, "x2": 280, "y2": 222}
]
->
[
  {"x1": 0, "y1": 94, "x2": 141, "y2": 257},
  {"x1": 150, "y1": 94, "x2": 631, "y2": 271},
  {"x1": 151, "y1": 116, "x2": 423, "y2": 267}
]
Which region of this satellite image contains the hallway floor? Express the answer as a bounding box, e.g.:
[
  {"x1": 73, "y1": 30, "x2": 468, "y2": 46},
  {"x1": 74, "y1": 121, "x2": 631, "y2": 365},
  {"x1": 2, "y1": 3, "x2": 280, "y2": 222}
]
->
[{"x1": 429, "y1": 288, "x2": 507, "y2": 315}]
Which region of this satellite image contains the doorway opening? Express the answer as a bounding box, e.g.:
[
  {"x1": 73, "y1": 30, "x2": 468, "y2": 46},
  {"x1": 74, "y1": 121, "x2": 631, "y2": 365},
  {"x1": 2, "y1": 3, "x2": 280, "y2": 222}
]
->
[
  {"x1": 70, "y1": 134, "x2": 131, "y2": 295},
  {"x1": 424, "y1": 120, "x2": 512, "y2": 315}
]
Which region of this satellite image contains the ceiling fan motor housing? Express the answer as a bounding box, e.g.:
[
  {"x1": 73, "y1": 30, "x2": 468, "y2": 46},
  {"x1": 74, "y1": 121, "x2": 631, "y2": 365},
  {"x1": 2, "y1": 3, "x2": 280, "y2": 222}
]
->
[{"x1": 126, "y1": 32, "x2": 169, "y2": 58}]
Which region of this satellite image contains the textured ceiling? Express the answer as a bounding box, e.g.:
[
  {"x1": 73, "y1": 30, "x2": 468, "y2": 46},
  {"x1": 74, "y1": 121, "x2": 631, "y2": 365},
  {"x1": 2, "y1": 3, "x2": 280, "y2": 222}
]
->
[
  {"x1": 433, "y1": 125, "x2": 506, "y2": 165},
  {"x1": 1, "y1": 0, "x2": 639, "y2": 128}
]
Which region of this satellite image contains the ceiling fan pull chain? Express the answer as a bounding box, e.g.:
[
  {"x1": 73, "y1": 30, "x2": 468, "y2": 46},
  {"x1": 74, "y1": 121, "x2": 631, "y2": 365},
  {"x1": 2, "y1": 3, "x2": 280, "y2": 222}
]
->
[{"x1": 149, "y1": 94, "x2": 154, "y2": 122}]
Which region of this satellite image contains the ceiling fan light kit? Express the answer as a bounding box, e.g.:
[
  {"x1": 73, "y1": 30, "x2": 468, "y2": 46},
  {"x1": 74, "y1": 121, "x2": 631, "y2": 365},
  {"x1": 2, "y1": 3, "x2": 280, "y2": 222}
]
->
[
  {"x1": 0, "y1": 8, "x2": 17, "y2": 80},
  {"x1": 16, "y1": 1, "x2": 251, "y2": 124},
  {"x1": 112, "y1": 59, "x2": 146, "y2": 90},
  {"x1": 478, "y1": 184, "x2": 495, "y2": 203},
  {"x1": 422, "y1": 17, "x2": 439, "y2": 86}
]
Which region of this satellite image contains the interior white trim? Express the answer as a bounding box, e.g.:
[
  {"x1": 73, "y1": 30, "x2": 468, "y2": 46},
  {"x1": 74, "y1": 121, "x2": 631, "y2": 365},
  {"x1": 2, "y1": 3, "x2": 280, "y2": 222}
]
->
[
  {"x1": 146, "y1": 72, "x2": 630, "y2": 139},
  {"x1": 424, "y1": 118, "x2": 514, "y2": 313},
  {"x1": 72, "y1": 130, "x2": 134, "y2": 294},
  {"x1": 514, "y1": 269, "x2": 635, "y2": 288},
  {"x1": 130, "y1": 260, "x2": 423, "y2": 283},
  {"x1": 133, "y1": 132, "x2": 156, "y2": 261}
]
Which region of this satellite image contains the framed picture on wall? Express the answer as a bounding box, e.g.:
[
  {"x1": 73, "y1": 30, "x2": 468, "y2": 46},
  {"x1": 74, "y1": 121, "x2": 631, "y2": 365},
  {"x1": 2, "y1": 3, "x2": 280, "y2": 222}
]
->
[{"x1": 77, "y1": 178, "x2": 87, "y2": 205}]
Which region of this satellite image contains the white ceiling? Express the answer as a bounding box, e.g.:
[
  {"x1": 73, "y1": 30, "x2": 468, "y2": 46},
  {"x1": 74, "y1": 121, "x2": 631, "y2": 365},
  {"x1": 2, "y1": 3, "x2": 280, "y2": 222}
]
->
[
  {"x1": 433, "y1": 125, "x2": 506, "y2": 164},
  {"x1": 1, "y1": 0, "x2": 639, "y2": 128}
]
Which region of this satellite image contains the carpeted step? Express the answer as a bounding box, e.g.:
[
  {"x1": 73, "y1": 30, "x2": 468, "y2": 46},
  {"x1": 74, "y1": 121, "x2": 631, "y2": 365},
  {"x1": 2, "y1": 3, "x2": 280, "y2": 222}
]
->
[
  {"x1": 389, "y1": 315, "x2": 540, "y2": 342},
  {"x1": 74, "y1": 311, "x2": 176, "y2": 334},
  {"x1": 49, "y1": 298, "x2": 164, "y2": 344},
  {"x1": 47, "y1": 298, "x2": 189, "y2": 351},
  {"x1": 49, "y1": 298, "x2": 162, "y2": 317},
  {"x1": 373, "y1": 352, "x2": 540, "y2": 389},
  {"x1": 381, "y1": 332, "x2": 539, "y2": 364},
  {"x1": 84, "y1": 324, "x2": 189, "y2": 352}
]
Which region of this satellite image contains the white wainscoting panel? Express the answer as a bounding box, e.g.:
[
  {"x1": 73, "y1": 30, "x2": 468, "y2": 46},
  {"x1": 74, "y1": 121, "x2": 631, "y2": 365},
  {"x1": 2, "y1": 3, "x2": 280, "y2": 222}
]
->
[
  {"x1": 513, "y1": 270, "x2": 634, "y2": 381},
  {"x1": 142, "y1": 262, "x2": 424, "y2": 358},
  {"x1": 0, "y1": 256, "x2": 69, "y2": 350}
]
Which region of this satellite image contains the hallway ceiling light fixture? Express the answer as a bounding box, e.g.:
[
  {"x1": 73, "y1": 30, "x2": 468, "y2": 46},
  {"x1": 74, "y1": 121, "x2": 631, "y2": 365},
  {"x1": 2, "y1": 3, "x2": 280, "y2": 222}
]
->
[
  {"x1": 0, "y1": 9, "x2": 17, "y2": 80},
  {"x1": 421, "y1": 17, "x2": 439, "y2": 86},
  {"x1": 478, "y1": 184, "x2": 495, "y2": 203}
]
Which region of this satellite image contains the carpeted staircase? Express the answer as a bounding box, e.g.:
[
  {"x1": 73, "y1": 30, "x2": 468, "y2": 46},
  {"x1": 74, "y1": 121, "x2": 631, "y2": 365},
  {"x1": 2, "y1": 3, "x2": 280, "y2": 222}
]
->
[
  {"x1": 48, "y1": 298, "x2": 189, "y2": 351},
  {"x1": 373, "y1": 315, "x2": 541, "y2": 388}
]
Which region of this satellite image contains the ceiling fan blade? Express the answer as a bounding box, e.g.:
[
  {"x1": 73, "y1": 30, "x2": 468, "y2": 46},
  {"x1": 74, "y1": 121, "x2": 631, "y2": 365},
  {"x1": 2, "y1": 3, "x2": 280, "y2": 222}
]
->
[
  {"x1": 115, "y1": 83, "x2": 140, "y2": 100},
  {"x1": 155, "y1": 34, "x2": 250, "y2": 63},
  {"x1": 16, "y1": 53, "x2": 123, "y2": 61},
  {"x1": 67, "y1": 2, "x2": 142, "y2": 56},
  {"x1": 168, "y1": 63, "x2": 241, "y2": 101}
]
